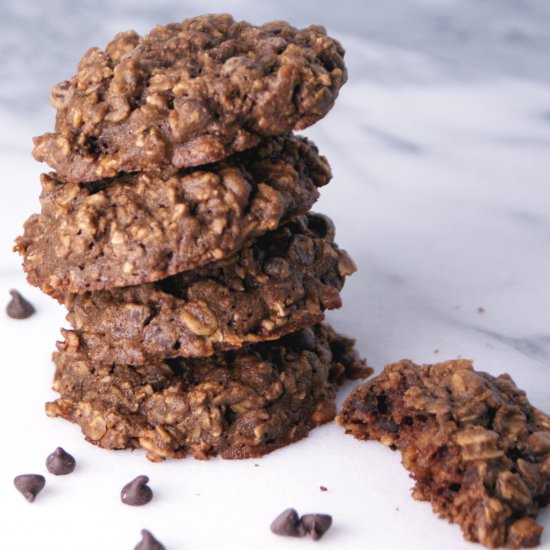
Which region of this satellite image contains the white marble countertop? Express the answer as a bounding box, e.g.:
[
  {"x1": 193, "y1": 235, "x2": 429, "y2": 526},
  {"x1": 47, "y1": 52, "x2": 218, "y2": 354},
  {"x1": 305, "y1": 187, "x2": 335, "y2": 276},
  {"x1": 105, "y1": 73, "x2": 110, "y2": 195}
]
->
[{"x1": 1, "y1": 1, "x2": 549, "y2": 549}]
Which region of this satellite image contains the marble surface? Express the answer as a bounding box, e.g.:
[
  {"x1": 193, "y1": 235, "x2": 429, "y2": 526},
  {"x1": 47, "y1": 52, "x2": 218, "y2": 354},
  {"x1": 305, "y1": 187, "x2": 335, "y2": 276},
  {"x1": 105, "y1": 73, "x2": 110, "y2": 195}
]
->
[{"x1": 1, "y1": 1, "x2": 549, "y2": 548}]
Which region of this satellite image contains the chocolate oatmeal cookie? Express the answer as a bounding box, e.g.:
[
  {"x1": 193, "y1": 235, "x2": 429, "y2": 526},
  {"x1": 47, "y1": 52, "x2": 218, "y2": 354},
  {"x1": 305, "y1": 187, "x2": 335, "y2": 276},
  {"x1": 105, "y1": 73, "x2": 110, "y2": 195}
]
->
[
  {"x1": 46, "y1": 324, "x2": 370, "y2": 462},
  {"x1": 338, "y1": 359, "x2": 550, "y2": 549},
  {"x1": 63, "y1": 214, "x2": 356, "y2": 364},
  {"x1": 32, "y1": 14, "x2": 347, "y2": 182},
  {"x1": 16, "y1": 136, "x2": 328, "y2": 297}
]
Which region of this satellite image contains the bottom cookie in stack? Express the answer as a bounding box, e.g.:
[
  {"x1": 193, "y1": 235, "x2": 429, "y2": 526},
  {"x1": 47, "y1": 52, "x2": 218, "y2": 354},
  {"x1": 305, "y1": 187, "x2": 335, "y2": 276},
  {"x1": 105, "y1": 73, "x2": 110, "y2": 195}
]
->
[{"x1": 47, "y1": 324, "x2": 371, "y2": 462}]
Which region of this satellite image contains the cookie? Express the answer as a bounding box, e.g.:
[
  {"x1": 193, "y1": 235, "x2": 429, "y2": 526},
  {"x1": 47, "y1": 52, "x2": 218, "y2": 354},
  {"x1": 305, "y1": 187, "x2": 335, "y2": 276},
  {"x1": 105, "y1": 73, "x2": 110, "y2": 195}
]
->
[
  {"x1": 46, "y1": 324, "x2": 371, "y2": 462},
  {"x1": 338, "y1": 359, "x2": 550, "y2": 549},
  {"x1": 16, "y1": 135, "x2": 329, "y2": 298},
  {"x1": 63, "y1": 214, "x2": 356, "y2": 364},
  {"x1": 32, "y1": 14, "x2": 347, "y2": 183}
]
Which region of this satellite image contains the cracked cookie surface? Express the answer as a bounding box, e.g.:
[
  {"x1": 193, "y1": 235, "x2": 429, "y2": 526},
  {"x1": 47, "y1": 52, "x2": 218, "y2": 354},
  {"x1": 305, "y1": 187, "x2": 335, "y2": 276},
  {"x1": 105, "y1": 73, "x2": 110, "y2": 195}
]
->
[
  {"x1": 63, "y1": 213, "x2": 356, "y2": 364},
  {"x1": 32, "y1": 14, "x2": 347, "y2": 182},
  {"x1": 16, "y1": 135, "x2": 328, "y2": 297},
  {"x1": 338, "y1": 359, "x2": 550, "y2": 549},
  {"x1": 47, "y1": 324, "x2": 370, "y2": 462}
]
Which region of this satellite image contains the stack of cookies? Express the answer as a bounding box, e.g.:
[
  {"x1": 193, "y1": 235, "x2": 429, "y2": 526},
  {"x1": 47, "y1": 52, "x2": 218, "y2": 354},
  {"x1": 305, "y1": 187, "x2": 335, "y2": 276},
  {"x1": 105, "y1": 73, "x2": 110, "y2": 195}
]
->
[{"x1": 16, "y1": 15, "x2": 370, "y2": 461}]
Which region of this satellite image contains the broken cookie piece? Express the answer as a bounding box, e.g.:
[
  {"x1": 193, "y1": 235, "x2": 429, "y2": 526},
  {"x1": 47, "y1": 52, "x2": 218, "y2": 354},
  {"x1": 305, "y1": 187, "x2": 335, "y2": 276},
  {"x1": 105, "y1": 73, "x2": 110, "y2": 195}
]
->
[{"x1": 338, "y1": 359, "x2": 550, "y2": 549}]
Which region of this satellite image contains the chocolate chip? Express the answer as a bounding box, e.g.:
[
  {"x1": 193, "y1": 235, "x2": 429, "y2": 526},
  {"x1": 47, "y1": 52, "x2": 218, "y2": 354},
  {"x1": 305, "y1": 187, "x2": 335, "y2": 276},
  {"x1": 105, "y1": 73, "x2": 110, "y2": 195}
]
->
[
  {"x1": 121, "y1": 475, "x2": 153, "y2": 506},
  {"x1": 270, "y1": 508, "x2": 306, "y2": 537},
  {"x1": 46, "y1": 447, "x2": 76, "y2": 475},
  {"x1": 286, "y1": 327, "x2": 316, "y2": 351},
  {"x1": 6, "y1": 290, "x2": 35, "y2": 319},
  {"x1": 307, "y1": 213, "x2": 335, "y2": 239},
  {"x1": 14, "y1": 474, "x2": 46, "y2": 502},
  {"x1": 134, "y1": 529, "x2": 165, "y2": 550},
  {"x1": 300, "y1": 513, "x2": 333, "y2": 541},
  {"x1": 320, "y1": 486, "x2": 328, "y2": 492}
]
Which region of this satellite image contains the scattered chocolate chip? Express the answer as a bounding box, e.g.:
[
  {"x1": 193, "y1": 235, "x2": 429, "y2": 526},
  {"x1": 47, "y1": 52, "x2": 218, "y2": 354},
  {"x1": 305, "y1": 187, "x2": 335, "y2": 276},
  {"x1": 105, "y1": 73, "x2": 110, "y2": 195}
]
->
[
  {"x1": 121, "y1": 475, "x2": 153, "y2": 506},
  {"x1": 46, "y1": 447, "x2": 76, "y2": 475},
  {"x1": 14, "y1": 474, "x2": 46, "y2": 502},
  {"x1": 6, "y1": 290, "x2": 35, "y2": 319},
  {"x1": 478, "y1": 307, "x2": 485, "y2": 314},
  {"x1": 134, "y1": 529, "x2": 165, "y2": 550},
  {"x1": 320, "y1": 486, "x2": 328, "y2": 492},
  {"x1": 270, "y1": 508, "x2": 306, "y2": 538},
  {"x1": 300, "y1": 514, "x2": 333, "y2": 541}
]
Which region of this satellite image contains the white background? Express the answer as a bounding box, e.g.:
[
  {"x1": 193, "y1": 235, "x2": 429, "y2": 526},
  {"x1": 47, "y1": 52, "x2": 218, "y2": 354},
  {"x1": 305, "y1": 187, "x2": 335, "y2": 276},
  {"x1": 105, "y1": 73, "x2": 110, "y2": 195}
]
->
[{"x1": 1, "y1": 1, "x2": 549, "y2": 548}]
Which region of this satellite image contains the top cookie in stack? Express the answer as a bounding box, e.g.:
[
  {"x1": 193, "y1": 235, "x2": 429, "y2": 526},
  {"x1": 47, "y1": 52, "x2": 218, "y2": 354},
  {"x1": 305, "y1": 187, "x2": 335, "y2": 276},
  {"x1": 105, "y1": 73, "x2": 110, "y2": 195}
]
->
[
  {"x1": 20, "y1": 14, "x2": 347, "y2": 296},
  {"x1": 16, "y1": 15, "x2": 369, "y2": 461},
  {"x1": 32, "y1": 14, "x2": 346, "y2": 183}
]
